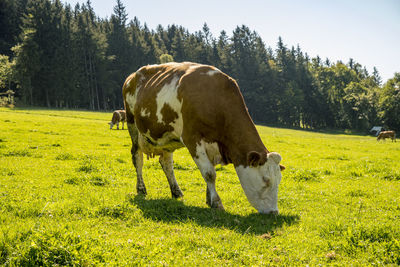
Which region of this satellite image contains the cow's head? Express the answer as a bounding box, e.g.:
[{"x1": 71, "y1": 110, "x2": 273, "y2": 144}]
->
[
  {"x1": 235, "y1": 152, "x2": 285, "y2": 214},
  {"x1": 108, "y1": 122, "x2": 114, "y2": 129}
]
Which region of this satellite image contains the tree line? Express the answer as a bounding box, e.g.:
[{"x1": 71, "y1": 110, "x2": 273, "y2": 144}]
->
[{"x1": 0, "y1": 0, "x2": 399, "y2": 131}]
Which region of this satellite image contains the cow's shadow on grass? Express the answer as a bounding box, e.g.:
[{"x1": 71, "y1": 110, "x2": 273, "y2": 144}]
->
[{"x1": 130, "y1": 195, "x2": 299, "y2": 235}]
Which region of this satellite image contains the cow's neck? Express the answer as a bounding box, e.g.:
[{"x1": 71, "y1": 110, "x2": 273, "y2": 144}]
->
[{"x1": 222, "y1": 112, "x2": 268, "y2": 167}]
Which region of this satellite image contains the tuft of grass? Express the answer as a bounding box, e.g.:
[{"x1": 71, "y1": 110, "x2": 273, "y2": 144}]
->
[
  {"x1": 76, "y1": 162, "x2": 98, "y2": 173},
  {"x1": 64, "y1": 176, "x2": 84, "y2": 185},
  {"x1": 346, "y1": 189, "x2": 368, "y2": 197},
  {"x1": 286, "y1": 168, "x2": 322, "y2": 182},
  {"x1": 89, "y1": 176, "x2": 109, "y2": 186},
  {"x1": 116, "y1": 158, "x2": 126, "y2": 163},
  {"x1": 324, "y1": 155, "x2": 350, "y2": 161},
  {"x1": 381, "y1": 172, "x2": 400, "y2": 181},
  {"x1": 96, "y1": 204, "x2": 134, "y2": 219},
  {"x1": 173, "y1": 162, "x2": 192, "y2": 170},
  {"x1": 56, "y1": 153, "x2": 75, "y2": 160},
  {"x1": 99, "y1": 143, "x2": 111, "y2": 147},
  {"x1": 2, "y1": 149, "x2": 32, "y2": 157},
  {"x1": 350, "y1": 170, "x2": 363, "y2": 177},
  {"x1": 64, "y1": 175, "x2": 110, "y2": 186},
  {"x1": 0, "y1": 168, "x2": 16, "y2": 176}
]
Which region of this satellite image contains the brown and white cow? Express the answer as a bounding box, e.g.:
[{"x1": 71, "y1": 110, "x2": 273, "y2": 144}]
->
[
  {"x1": 377, "y1": 130, "x2": 396, "y2": 142},
  {"x1": 122, "y1": 62, "x2": 285, "y2": 214},
  {"x1": 108, "y1": 110, "x2": 126, "y2": 130}
]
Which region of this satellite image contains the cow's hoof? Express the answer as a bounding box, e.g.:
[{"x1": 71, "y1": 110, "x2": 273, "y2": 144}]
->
[
  {"x1": 211, "y1": 201, "x2": 225, "y2": 211},
  {"x1": 137, "y1": 187, "x2": 147, "y2": 195},
  {"x1": 172, "y1": 190, "x2": 184, "y2": 199}
]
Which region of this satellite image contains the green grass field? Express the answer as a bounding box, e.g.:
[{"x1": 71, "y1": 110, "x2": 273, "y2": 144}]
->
[{"x1": 0, "y1": 107, "x2": 399, "y2": 265}]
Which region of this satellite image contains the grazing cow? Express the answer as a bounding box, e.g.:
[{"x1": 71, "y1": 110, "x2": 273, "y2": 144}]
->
[
  {"x1": 377, "y1": 130, "x2": 396, "y2": 142},
  {"x1": 123, "y1": 62, "x2": 285, "y2": 214},
  {"x1": 108, "y1": 110, "x2": 126, "y2": 130}
]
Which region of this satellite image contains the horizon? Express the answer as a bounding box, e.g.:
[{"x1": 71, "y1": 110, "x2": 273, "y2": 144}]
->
[{"x1": 63, "y1": 0, "x2": 400, "y2": 83}]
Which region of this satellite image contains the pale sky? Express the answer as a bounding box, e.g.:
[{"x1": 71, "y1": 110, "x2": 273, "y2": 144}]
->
[{"x1": 64, "y1": 0, "x2": 400, "y2": 83}]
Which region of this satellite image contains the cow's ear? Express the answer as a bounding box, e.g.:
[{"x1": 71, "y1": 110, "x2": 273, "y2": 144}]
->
[
  {"x1": 247, "y1": 151, "x2": 261, "y2": 167},
  {"x1": 279, "y1": 164, "x2": 286, "y2": 171}
]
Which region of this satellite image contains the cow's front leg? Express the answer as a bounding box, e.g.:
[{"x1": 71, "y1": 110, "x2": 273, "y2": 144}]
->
[
  {"x1": 122, "y1": 121, "x2": 125, "y2": 130},
  {"x1": 159, "y1": 152, "x2": 183, "y2": 198},
  {"x1": 192, "y1": 144, "x2": 224, "y2": 210},
  {"x1": 116, "y1": 122, "x2": 120, "y2": 130}
]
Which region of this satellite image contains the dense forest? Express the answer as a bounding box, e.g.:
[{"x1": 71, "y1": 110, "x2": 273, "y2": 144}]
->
[{"x1": 0, "y1": 0, "x2": 399, "y2": 130}]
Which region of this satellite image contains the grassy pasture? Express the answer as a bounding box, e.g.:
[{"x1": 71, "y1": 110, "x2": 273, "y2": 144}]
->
[{"x1": 0, "y1": 107, "x2": 399, "y2": 265}]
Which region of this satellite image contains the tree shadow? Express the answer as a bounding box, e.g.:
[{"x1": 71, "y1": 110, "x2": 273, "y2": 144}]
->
[
  {"x1": 255, "y1": 121, "x2": 376, "y2": 137},
  {"x1": 129, "y1": 195, "x2": 299, "y2": 235}
]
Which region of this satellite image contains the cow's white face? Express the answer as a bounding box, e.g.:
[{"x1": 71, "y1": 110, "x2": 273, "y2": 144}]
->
[
  {"x1": 108, "y1": 122, "x2": 114, "y2": 129},
  {"x1": 235, "y1": 152, "x2": 283, "y2": 214}
]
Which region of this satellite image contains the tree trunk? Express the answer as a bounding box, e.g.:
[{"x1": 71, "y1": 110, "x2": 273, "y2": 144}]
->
[
  {"x1": 89, "y1": 54, "x2": 100, "y2": 110},
  {"x1": 84, "y1": 48, "x2": 93, "y2": 110}
]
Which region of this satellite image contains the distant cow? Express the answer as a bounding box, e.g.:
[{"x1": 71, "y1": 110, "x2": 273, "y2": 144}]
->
[
  {"x1": 108, "y1": 110, "x2": 126, "y2": 130},
  {"x1": 377, "y1": 131, "x2": 396, "y2": 142},
  {"x1": 123, "y1": 62, "x2": 285, "y2": 214}
]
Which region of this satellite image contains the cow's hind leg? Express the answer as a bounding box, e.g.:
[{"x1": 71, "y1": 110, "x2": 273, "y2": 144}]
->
[
  {"x1": 159, "y1": 152, "x2": 183, "y2": 198},
  {"x1": 127, "y1": 123, "x2": 146, "y2": 195}
]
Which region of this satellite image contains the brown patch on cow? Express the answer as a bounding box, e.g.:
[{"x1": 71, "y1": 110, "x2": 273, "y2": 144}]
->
[
  {"x1": 160, "y1": 103, "x2": 179, "y2": 126},
  {"x1": 135, "y1": 114, "x2": 174, "y2": 141}
]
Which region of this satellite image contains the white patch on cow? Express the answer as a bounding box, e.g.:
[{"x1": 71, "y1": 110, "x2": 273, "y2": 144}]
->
[
  {"x1": 125, "y1": 92, "x2": 136, "y2": 113},
  {"x1": 206, "y1": 69, "x2": 220, "y2": 76},
  {"x1": 235, "y1": 152, "x2": 282, "y2": 214},
  {"x1": 198, "y1": 140, "x2": 224, "y2": 166},
  {"x1": 155, "y1": 76, "x2": 183, "y2": 137},
  {"x1": 126, "y1": 79, "x2": 131, "y2": 88},
  {"x1": 140, "y1": 108, "x2": 151, "y2": 118},
  {"x1": 194, "y1": 141, "x2": 215, "y2": 176}
]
